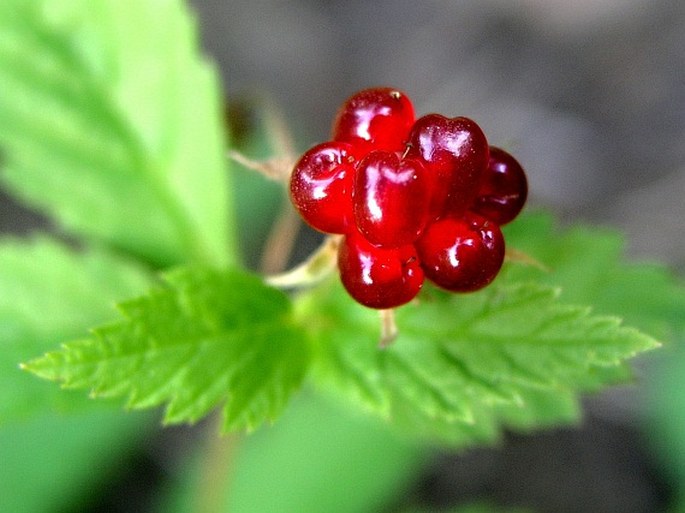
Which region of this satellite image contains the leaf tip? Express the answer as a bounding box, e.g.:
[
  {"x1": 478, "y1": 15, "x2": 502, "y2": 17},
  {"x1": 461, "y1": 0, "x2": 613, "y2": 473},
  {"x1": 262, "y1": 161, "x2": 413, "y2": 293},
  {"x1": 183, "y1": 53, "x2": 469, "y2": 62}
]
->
[{"x1": 20, "y1": 353, "x2": 58, "y2": 381}]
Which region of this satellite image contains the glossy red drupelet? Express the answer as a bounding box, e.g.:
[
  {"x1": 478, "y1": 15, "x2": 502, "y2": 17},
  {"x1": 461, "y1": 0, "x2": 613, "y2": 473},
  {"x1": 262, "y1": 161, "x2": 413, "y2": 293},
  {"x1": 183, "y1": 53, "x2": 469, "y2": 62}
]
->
[
  {"x1": 415, "y1": 214, "x2": 505, "y2": 292},
  {"x1": 353, "y1": 150, "x2": 431, "y2": 248},
  {"x1": 289, "y1": 141, "x2": 357, "y2": 234},
  {"x1": 407, "y1": 114, "x2": 489, "y2": 219},
  {"x1": 332, "y1": 87, "x2": 415, "y2": 155},
  {"x1": 338, "y1": 231, "x2": 424, "y2": 309},
  {"x1": 470, "y1": 146, "x2": 528, "y2": 225}
]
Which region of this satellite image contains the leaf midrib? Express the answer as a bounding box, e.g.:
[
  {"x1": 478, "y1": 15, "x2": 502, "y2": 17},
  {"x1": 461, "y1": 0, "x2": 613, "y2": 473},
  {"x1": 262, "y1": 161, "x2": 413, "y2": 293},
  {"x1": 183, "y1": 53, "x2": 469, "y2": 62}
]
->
[{"x1": 0, "y1": 7, "x2": 217, "y2": 266}]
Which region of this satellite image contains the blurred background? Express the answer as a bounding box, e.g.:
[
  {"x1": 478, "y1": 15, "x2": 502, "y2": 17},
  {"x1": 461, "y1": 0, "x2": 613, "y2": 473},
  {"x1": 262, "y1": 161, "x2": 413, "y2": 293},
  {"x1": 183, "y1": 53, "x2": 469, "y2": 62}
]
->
[
  {"x1": 1, "y1": 0, "x2": 683, "y2": 512},
  {"x1": 197, "y1": 0, "x2": 685, "y2": 271}
]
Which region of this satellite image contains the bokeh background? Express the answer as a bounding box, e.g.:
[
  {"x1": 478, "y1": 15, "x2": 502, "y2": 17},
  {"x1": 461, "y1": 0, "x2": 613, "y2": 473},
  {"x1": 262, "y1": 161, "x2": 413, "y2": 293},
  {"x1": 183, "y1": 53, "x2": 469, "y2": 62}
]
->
[
  {"x1": 1, "y1": 1, "x2": 683, "y2": 512},
  {"x1": 196, "y1": 0, "x2": 685, "y2": 270}
]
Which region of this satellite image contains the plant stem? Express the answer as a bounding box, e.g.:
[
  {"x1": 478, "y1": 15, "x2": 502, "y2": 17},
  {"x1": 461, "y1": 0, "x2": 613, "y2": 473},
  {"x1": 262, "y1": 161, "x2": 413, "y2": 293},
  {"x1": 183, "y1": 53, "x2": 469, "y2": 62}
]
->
[
  {"x1": 379, "y1": 309, "x2": 398, "y2": 348},
  {"x1": 193, "y1": 426, "x2": 239, "y2": 513},
  {"x1": 265, "y1": 235, "x2": 340, "y2": 289},
  {"x1": 259, "y1": 197, "x2": 301, "y2": 275}
]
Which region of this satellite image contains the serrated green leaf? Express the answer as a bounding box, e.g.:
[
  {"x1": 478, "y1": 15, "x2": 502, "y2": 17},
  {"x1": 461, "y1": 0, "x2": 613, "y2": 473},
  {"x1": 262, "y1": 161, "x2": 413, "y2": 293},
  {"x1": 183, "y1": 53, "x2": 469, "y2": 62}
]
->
[
  {"x1": 0, "y1": 237, "x2": 152, "y2": 422},
  {"x1": 501, "y1": 216, "x2": 685, "y2": 506},
  {"x1": 0, "y1": 0, "x2": 234, "y2": 267},
  {"x1": 301, "y1": 277, "x2": 658, "y2": 446},
  {"x1": 25, "y1": 267, "x2": 311, "y2": 431},
  {"x1": 503, "y1": 212, "x2": 685, "y2": 339}
]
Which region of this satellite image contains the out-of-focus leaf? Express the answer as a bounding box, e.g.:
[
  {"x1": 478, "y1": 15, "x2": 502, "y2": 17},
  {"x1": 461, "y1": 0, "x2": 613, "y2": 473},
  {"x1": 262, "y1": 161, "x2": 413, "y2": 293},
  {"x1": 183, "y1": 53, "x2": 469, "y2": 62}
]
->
[
  {"x1": 0, "y1": 0, "x2": 235, "y2": 267},
  {"x1": 0, "y1": 408, "x2": 151, "y2": 513}
]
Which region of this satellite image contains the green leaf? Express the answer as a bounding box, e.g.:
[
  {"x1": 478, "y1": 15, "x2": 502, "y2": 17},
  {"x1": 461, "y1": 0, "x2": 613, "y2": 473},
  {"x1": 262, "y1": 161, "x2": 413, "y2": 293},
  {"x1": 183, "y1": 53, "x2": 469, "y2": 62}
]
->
[
  {"x1": 0, "y1": 236, "x2": 152, "y2": 422},
  {"x1": 300, "y1": 277, "x2": 658, "y2": 446},
  {"x1": 158, "y1": 394, "x2": 426, "y2": 513},
  {"x1": 501, "y1": 212, "x2": 685, "y2": 467},
  {"x1": 503, "y1": 212, "x2": 685, "y2": 339},
  {"x1": 0, "y1": 409, "x2": 152, "y2": 513},
  {"x1": 223, "y1": 398, "x2": 427, "y2": 513},
  {"x1": 25, "y1": 267, "x2": 311, "y2": 431},
  {"x1": 225, "y1": 395, "x2": 424, "y2": 513},
  {"x1": 0, "y1": 0, "x2": 235, "y2": 267}
]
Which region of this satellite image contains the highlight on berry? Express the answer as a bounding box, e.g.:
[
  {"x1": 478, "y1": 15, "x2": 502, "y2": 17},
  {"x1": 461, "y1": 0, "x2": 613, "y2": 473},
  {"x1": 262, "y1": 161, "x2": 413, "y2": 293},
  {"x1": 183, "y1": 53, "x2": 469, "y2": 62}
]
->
[{"x1": 289, "y1": 87, "x2": 528, "y2": 309}]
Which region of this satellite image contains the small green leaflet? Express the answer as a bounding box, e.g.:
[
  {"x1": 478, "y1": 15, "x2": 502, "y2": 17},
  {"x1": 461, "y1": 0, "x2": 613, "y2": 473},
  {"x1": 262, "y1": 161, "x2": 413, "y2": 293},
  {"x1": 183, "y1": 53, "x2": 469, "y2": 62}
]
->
[
  {"x1": 0, "y1": 237, "x2": 152, "y2": 422},
  {"x1": 25, "y1": 267, "x2": 310, "y2": 432},
  {"x1": 301, "y1": 276, "x2": 658, "y2": 446},
  {"x1": 0, "y1": 0, "x2": 234, "y2": 268}
]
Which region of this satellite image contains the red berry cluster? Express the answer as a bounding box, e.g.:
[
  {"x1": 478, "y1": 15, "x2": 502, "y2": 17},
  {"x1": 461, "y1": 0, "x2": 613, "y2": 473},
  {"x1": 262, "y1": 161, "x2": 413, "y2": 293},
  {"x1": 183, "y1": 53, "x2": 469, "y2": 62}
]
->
[{"x1": 290, "y1": 87, "x2": 528, "y2": 309}]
